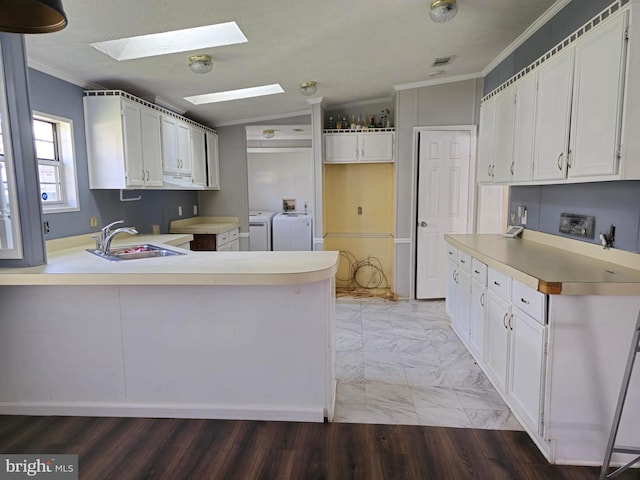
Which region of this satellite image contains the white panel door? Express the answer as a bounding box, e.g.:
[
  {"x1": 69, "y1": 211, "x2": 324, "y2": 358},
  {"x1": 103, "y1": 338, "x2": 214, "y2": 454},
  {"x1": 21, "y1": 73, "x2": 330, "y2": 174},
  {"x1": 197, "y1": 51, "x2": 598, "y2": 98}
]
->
[
  {"x1": 569, "y1": 13, "x2": 627, "y2": 178},
  {"x1": 416, "y1": 130, "x2": 471, "y2": 299},
  {"x1": 533, "y1": 49, "x2": 574, "y2": 181}
]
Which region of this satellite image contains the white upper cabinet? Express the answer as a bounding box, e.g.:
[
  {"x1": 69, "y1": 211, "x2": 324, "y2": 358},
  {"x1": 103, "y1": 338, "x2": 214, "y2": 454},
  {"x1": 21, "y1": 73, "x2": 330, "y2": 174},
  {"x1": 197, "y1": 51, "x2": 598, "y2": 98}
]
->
[
  {"x1": 568, "y1": 12, "x2": 628, "y2": 178},
  {"x1": 324, "y1": 131, "x2": 394, "y2": 163},
  {"x1": 532, "y1": 48, "x2": 574, "y2": 181},
  {"x1": 191, "y1": 127, "x2": 207, "y2": 187},
  {"x1": 492, "y1": 85, "x2": 516, "y2": 183},
  {"x1": 206, "y1": 132, "x2": 220, "y2": 190},
  {"x1": 162, "y1": 115, "x2": 192, "y2": 176},
  {"x1": 84, "y1": 95, "x2": 163, "y2": 189},
  {"x1": 512, "y1": 73, "x2": 537, "y2": 183},
  {"x1": 477, "y1": 96, "x2": 496, "y2": 183}
]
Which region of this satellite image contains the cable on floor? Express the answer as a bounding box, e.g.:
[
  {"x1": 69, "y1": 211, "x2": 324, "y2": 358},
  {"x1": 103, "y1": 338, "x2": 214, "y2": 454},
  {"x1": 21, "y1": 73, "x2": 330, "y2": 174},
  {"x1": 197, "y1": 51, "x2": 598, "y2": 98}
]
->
[{"x1": 335, "y1": 250, "x2": 398, "y2": 301}]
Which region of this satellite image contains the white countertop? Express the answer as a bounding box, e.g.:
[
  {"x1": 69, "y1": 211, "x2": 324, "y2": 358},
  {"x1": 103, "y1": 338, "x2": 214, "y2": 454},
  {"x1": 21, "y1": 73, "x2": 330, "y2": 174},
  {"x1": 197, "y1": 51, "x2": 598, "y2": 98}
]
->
[
  {"x1": 446, "y1": 232, "x2": 640, "y2": 295},
  {"x1": 169, "y1": 216, "x2": 240, "y2": 234},
  {"x1": 0, "y1": 233, "x2": 339, "y2": 286}
]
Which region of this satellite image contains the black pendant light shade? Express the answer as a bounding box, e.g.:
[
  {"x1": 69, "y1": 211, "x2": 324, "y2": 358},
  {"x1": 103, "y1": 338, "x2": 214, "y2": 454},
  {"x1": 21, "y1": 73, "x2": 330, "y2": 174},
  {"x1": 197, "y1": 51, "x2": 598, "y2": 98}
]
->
[{"x1": 0, "y1": 0, "x2": 68, "y2": 34}]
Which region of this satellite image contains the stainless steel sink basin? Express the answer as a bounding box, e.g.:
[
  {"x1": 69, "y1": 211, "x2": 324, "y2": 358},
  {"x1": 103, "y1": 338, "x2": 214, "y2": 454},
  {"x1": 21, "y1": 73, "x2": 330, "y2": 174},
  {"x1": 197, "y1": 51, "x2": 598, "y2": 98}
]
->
[{"x1": 87, "y1": 244, "x2": 185, "y2": 261}]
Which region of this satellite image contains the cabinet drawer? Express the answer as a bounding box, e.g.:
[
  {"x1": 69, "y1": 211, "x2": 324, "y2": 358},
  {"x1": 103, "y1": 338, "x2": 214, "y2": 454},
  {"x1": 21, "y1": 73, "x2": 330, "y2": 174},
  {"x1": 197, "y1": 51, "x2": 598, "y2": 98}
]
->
[
  {"x1": 488, "y1": 267, "x2": 511, "y2": 300},
  {"x1": 229, "y1": 228, "x2": 239, "y2": 241},
  {"x1": 471, "y1": 259, "x2": 487, "y2": 285},
  {"x1": 457, "y1": 251, "x2": 471, "y2": 273},
  {"x1": 446, "y1": 245, "x2": 457, "y2": 262},
  {"x1": 512, "y1": 280, "x2": 546, "y2": 324},
  {"x1": 216, "y1": 231, "x2": 230, "y2": 247}
]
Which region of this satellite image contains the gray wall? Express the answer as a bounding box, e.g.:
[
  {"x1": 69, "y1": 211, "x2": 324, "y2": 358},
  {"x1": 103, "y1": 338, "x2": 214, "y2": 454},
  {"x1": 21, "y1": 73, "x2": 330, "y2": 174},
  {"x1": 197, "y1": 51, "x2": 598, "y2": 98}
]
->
[
  {"x1": 28, "y1": 69, "x2": 198, "y2": 239},
  {"x1": 395, "y1": 78, "x2": 483, "y2": 298},
  {"x1": 484, "y1": 0, "x2": 614, "y2": 94},
  {"x1": 199, "y1": 114, "x2": 311, "y2": 250},
  {"x1": 510, "y1": 182, "x2": 640, "y2": 253}
]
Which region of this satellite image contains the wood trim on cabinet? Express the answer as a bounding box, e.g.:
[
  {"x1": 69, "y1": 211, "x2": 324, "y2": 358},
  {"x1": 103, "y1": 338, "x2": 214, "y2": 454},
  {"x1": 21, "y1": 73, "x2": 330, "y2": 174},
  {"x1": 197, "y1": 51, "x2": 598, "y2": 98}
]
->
[{"x1": 538, "y1": 280, "x2": 562, "y2": 295}]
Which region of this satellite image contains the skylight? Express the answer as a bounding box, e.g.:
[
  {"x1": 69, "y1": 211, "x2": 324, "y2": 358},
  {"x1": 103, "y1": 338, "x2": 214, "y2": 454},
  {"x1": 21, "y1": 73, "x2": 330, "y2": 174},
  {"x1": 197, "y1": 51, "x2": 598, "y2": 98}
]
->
[
  {"x1": 91, "y1": 22, "x2": 248, "y2": 61},
  {"x1": 184, "y1": 84, "x2": 285, "y2": 105}
]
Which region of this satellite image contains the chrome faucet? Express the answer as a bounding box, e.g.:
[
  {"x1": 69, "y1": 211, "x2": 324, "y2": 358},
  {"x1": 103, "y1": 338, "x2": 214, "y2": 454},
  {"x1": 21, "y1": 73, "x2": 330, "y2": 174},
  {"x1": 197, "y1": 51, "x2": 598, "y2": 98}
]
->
[{"x1": 92, "y1": 220, "x2": 138, "y2": 255}]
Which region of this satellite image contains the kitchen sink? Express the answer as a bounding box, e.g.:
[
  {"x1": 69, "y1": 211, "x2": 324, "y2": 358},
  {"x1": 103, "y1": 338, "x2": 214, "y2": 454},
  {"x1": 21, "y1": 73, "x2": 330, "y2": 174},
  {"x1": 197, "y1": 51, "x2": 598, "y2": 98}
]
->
[{"x1": 87, "y1": 244, "x2": 185, "y2": 261}]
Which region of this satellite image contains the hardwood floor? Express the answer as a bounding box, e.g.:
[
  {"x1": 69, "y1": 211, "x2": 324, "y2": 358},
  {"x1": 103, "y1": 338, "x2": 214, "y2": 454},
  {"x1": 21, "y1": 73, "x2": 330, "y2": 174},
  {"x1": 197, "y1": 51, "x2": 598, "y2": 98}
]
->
[{"x1": 0, "y1": 415, "x2": 635, "y2": 479}]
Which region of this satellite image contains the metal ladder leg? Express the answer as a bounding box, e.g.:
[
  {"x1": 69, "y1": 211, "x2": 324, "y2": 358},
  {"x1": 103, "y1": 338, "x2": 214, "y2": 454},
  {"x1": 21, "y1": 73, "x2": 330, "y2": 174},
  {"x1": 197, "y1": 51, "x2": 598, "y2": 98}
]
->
[{"x1": 599, "y1": 309, "x2": 640, "y2": 480}]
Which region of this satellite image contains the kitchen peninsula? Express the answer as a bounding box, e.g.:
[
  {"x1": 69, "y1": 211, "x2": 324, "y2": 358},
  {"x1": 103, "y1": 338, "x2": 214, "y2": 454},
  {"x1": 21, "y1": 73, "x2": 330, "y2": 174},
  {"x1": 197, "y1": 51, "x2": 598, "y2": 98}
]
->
[{"x1": 0, "y1": 234, "x2": 338, "y2": 423}]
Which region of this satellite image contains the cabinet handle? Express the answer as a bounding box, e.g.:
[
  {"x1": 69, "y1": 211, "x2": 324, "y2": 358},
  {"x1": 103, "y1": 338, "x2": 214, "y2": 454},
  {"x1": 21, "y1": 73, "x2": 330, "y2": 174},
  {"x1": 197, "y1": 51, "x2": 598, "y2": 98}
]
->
[
  {"x1": 141, "y1": 169, "x2": 145, "y2": 181},
  {"x1": 491, "y1": 165, "x2": 495, "y2": 178},
  {"x1": 460, "y1": 259, "x2": 466, "y2": 264},
  {"x1": 448, "y1": 251, "x2": 454, "y2": 256},
  {"x1": 557, "y1": 152, "x2": 564, "y2": 171},
  {"x1": 494, "y1": 281, "x2": 501, "y2": 287},
  {"x1": 145, "y1": 170, "x2": 150, "y2": 181},
  {"x1": 510, "y1": 161, "x2": 514, "y2": 176},
  {"x1": 480, "y1": 292, "x2": 485, "y2": 307},
  {"x1": 487, "y1": 165, "x2": 492, "y2": 177},
  {"x1": 509, "y1": 314, "x2": 514, "y2": 331},
  {"x1": 503, "y1": 312, "x2": 509, "y2": 329},
  {"x1": 520, "y1": 298, "x2": 530, "y2": 305},
  {"x1": 568, "y1": 149, "x2": 573, "y2": 168},
  {"x1": 474, "y1": 269, "x2": 480, "y2": 274}
]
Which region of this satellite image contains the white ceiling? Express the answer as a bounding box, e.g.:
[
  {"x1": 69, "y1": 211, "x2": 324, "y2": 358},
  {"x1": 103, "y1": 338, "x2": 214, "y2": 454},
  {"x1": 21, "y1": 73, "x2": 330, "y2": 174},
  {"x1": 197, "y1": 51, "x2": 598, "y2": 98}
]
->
[{"x1": 24, "y1": 0, "x2": 560, "y2": 128}]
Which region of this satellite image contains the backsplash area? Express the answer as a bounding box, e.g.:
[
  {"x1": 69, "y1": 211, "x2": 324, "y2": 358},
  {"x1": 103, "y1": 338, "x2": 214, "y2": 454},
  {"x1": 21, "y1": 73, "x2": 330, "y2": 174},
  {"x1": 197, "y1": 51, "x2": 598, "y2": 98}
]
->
[{"x1": 509, "y1": 181, "x2": 640, "y2": 253}]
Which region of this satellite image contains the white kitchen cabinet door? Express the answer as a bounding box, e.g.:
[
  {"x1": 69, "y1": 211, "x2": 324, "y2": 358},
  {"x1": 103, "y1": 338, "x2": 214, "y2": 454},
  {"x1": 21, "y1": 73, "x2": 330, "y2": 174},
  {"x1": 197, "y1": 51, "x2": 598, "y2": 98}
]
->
[
  {"x1": 162, "y1": 116, "x2": 192, "y2": 175},
  {"x1": 455, "y1": 269, "x2": 471, "y2": 343},
  {"x1": 492, "y1": 86, "x2": 516, "y2": 183},
  {"x1": 469, "y1": 279, "x2": 487, "y2": 361},
  {"x1": 121, "y1": 100, "x2": 145, "y2": 187},
  {"x1": 139, "y1": 108, "x2": 163, "y2": 187},
  {"x1": 568, "y1": 13, "x2": 627, "y2": 179},
  {"x1": 325, "y1": 134, "x2": 358, "y2": 163},
  {"x1": 477, "y1": 96, "x2": 495, "y2": 184},
  {"x1": 359, "y1": 133, "x2": 394, "y2": 163},
  {"x1": 533, "y1": 49, "x2": 574, "y2": 181},
  {"x1": 485, "y1": 291, "x2": 510, "y2": 392},
  {"x1": 191, "y1": 127, "x2": 207, "y2": 187},
  {"x1": 206, "y1": 132, "x2": 220, "y2": 190},
  {"x1": 445, "y1": 259, "x2": 457, "y2": 321},
  {"x1": 509, "y1": 307, "x2": 547, "y2": 435},
  {"x1": 512, "y1": 72, "x2": 537, "y2": 183}
]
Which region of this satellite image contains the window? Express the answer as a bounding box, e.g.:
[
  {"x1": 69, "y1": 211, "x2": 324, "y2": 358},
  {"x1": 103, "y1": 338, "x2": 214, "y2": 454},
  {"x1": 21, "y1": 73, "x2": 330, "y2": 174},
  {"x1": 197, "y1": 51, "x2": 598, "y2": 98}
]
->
[{"x1": 33, "y1": 113, "x2": 79, "y2": 213}]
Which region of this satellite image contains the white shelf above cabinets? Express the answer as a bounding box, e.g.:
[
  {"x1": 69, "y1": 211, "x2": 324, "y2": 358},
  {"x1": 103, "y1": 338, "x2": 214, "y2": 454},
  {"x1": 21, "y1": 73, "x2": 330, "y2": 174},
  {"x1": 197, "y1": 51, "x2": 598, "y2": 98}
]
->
[
  {"x1": 323, "y1": 129, "x2": 394, "y2": 163},
  {"x1": 84, "y1": 90, "x2": 220, "y2": 191}
]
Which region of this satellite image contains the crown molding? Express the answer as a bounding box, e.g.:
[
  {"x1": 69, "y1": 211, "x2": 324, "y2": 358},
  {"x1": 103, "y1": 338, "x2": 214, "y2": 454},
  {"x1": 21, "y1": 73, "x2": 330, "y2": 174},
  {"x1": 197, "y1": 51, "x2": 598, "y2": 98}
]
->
[
  {"x1": 214, "y1": 109, "x2": 312, "y2": 127},
  {"x1": 481, "y1": 0, "x2": 572, "y2": 76},
  {"x1": 27, "y1": 59, "x2": 104, "y2": 90},
  {"x1": 394, "y1": 72, "x2": 482, "y2": 91}
]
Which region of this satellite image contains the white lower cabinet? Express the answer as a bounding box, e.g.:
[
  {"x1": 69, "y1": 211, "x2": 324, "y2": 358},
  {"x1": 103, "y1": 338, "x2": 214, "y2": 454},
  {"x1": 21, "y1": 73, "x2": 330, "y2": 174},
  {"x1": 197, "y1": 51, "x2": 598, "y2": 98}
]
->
[
  {"x1": 485, "y1": 289, "x2": 510, "y2": 392},
  {"x1": 509, "y1": 306, "x2": 546, "y2": 435},
  {"x1": 445, "y1": 246, "x2": 471, "y2": 344},
  {"x1": 469, "y1": 278, "x2": 487, "y2": 361}
]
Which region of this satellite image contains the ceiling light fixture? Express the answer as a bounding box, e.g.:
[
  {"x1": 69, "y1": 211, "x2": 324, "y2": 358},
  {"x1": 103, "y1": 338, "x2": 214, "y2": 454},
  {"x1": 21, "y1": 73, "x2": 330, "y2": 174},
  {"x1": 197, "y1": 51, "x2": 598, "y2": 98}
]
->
[
  {"x1": 0, "y1": 0, "x2": 68, "y2": 34},
  {"x1": 91, "y1": 21, "x2": 247, "y2": 61},
  {"x1": 262, "y1": 129, "x2": 275, "y2": 139},
  {"x1": 184, "y1": 84, "x2": 285, "y2": 105},
  {"x1": 429, "y1": 0, "x2": 458, "y2": 23},
  {"x1": 299, "y1": 81, "x2": 317, "y2": 96},
  {"x1": 188, "y1": 54, "x2": 213, "y2": 74}
]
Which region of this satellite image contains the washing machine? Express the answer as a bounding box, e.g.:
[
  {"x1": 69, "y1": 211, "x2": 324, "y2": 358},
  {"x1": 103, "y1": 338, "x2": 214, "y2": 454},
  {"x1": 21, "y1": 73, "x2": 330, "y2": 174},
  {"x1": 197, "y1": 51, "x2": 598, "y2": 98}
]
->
[
  {"x1": 272, "y1": 213, "x2": 312, "y2": 251},
  {"x1": 249, "y1": 210, "x2": 277, "y2": 251}
]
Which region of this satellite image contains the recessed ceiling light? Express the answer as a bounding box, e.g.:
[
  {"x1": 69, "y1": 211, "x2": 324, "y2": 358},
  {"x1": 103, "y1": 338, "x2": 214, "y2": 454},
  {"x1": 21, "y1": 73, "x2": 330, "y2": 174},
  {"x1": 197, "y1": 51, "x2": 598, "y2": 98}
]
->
[
  {"x1": 91, "y1": 21, "x2": 248, "y2": 61},
  {"x1": 184, "y1": 84, "x2": 285, "y2": 105}
]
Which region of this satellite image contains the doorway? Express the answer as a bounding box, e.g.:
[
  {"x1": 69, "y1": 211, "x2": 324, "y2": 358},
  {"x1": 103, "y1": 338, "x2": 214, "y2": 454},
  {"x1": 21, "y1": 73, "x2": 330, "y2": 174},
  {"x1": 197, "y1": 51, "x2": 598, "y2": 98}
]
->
[{"x1": 415, "y1": 127, "x2": 475, "y2": 299}]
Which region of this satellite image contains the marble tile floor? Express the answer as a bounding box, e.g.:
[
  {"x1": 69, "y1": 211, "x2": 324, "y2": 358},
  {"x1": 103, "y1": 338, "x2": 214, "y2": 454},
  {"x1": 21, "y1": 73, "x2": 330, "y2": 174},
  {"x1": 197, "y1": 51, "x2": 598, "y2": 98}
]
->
[{"x1": 334, "y1": 297, "x2": 523, "y2": 430}]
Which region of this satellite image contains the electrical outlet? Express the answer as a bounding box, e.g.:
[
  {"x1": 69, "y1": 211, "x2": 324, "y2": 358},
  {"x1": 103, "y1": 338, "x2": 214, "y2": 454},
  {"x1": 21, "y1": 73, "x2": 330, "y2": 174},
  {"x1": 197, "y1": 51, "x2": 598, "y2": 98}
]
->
[
  {"x1": 357, "y1": 206, "x2": 363, "y2": 215},
  {"x1": 193, "y1": 204, "x2": 198, "y2": 216},
  {"x1": 178, "y1": 206, "x2": 183, "y2": 217},
  {"x1": 89, "y1": 216, "x2": 98, "y2": 228}
]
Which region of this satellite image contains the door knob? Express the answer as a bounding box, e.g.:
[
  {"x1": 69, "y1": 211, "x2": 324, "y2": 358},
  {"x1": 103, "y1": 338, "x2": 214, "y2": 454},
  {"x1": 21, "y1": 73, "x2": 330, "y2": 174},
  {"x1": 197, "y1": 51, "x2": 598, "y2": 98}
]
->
[{"x1": 419, "y1": 221, "x2": 428, "y2": 228}]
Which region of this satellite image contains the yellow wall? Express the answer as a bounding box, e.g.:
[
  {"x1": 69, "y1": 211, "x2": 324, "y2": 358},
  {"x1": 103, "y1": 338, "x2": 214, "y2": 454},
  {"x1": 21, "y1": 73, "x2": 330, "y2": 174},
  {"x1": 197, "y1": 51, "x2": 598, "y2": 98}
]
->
[{"x1": 323, "y1": 163, "x2": 395, "y2": 289}]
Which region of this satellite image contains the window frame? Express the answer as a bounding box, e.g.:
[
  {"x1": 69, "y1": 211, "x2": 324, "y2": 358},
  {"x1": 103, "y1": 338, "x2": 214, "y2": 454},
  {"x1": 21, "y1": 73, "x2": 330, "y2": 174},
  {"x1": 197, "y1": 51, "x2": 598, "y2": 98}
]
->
[{"x1": 33, "y1": 112, "x2": 80, "y2": 214}]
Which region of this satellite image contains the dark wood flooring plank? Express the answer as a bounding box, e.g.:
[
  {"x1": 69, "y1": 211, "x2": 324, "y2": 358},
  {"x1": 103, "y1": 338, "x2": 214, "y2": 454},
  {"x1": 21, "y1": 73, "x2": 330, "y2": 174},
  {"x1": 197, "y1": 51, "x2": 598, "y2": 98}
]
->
[{"x1": 2, "y1": 416, "x2": 639, "y2": 480}]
